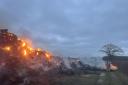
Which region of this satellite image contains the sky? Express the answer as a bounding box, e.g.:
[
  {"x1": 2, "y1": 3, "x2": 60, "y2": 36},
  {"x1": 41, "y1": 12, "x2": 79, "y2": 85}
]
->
[{"x1": 0, "y1": 0, "x2": 128, "y2": 57}]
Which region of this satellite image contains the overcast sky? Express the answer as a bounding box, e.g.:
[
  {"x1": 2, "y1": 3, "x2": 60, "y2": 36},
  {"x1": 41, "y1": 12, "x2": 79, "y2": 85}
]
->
[{"x1": 0, "y1": 0, "x2": 128, "y2": 57}]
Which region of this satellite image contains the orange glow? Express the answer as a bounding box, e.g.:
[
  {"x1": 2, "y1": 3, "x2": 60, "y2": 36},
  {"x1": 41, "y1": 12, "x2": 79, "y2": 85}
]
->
[
  {"x1": 19, "y1": 38, "x2": 53, "y2": 61},
  {"x1": 0, "y1": 30, "x2": 53, "y2": 65},
  {"x1": 37, "y1": 48, "x2": 42, "y2": 51},
  {"x1": 29, "y1": 47, "x2": 33, "y2": 51},
  {"x1": 23, "y1": 50, "x2": 27, "y2": 56},
  {"x1": 45, "y1": 51, "x2": 52, "y2": 61},
  {"x1": 45, "y1": 53, "x2": 50, "y2": 58},
  {"x1": 13, "y1": 37, "x2": 53, "y2": 61},
  {"x1": 4, "y1": 46, "x2": 11, "y2": 51},
  {"x1": 22, "y1": 42, "x2": 26, "y2": 47},
  {"x1": 36, "y1": 52, "x2": 39, "y2": 56},
  {"x1": 19, "y1": 38, "x2": 35, "y2": 57},
  {"x1": 110, "y1": 64, "x2": 118, "y2": 71},
  {"x1": 20, "y1": 38, "x2": 33, "y2": 48}
]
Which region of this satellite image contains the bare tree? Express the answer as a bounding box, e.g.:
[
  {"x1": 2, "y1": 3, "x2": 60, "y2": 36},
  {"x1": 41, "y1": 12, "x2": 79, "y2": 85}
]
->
[{"x1": 101, "y1": 43, "x2": 123, "y2": 71}]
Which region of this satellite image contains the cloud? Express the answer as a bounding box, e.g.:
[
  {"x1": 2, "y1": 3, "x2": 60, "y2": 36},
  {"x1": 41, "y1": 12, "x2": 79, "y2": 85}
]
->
[{"x1": 0, "y1": 0, "x2": 128, "y2": 57}]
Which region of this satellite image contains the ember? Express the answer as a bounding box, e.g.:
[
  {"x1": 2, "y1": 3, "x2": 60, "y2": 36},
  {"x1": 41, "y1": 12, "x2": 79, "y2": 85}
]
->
[
  {"x1": 110, "y1": 64, "x2": 118, "y2": 71},
  {"x1": 4, "y1": 46, "x2": 11, "y2": 51},
  {"x1": 45, "y1": 51, "x2": 52, "y2": 61},
  {"x1": 23, "y1": 49, "x2": 27, "y2": 56}
]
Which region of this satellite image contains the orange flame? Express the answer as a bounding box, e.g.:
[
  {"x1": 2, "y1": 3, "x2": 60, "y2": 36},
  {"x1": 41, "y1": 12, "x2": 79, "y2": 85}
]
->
[
  {"x1": 44, "y1": 51, "x2": 52, "y2": 61},
  {"x1": 23, "y1": 50, "x2": 27, "y2": 56},
  {"x1": 110, "y1": 64, "x2": 118, "y2": 71},
  {"x1": 36, "y1": 52, "x2": 39, "y2": 55},
  {"x1": 4, "y1": 46, "x2": 11, "y2": 51},
  {"x1": 18, "y1": 38, "x2": 53, "y2": 61},
  {"x1": 37, "y1": 48, "x2": 42, "y2": 51},
  {"x1": 22, "y1": 42, "x2": 26, "y2": 47}
]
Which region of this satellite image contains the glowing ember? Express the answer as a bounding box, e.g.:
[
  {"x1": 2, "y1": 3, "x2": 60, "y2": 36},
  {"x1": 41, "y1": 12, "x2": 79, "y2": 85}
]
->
[
  {"x1": 36, "y1": 52, "x2": 39, "y2": 56},
  {"x1": 45, "y1": 53, "x2": 50, "y2": 59},
  {"x1": 28, "y1": 47, "x2": 33, "y2": 51},
  {"x1": 44, "y1": 51, "x2": 52, "y2": 61},
  {"x1": 4, "y1": 46, "x2": 11, "y2": 51},
  {"x1": 110, "y1": 64, "x2": 118, "y2": 71},
  {"x1": 37, "y1": 48, "x2": 42, "y2": 51},
  {"x1": 23, "y1": 50, "x2": 27, "y2": 56},
  {"x1": 22, "y1": 42, "x2": 26, "y2": 47}
]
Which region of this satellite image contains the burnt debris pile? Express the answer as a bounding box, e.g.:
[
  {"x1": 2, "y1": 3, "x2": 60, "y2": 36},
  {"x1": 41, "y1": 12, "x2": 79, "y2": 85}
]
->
[
  {"x1": 0, "y1": 29, "x2": 104, "y2": 85},
  {"x1": 0, "y1": 29, "x2": 54, "y2": 85}
]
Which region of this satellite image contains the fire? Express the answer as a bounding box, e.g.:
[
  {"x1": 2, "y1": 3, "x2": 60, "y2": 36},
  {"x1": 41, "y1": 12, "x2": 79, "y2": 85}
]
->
[
  {"x1": 44, "y1": 51, "x2": 52, "y2": 61},
  {"x1": 36, "y1": 52, "x2": 39, "y2": 56},
  {"x1": 110, "y1": 64, "x2": 118, "y2": 71},
  {"x1": 37, "y1": 48, "x2": 42, "y2": 51},
  {"x1": 45, "y1": 53, "x2": 50, "y2": 59},
  {"x1": 23, "y1": 50, "x2": 27, "y2": 56},
  {"x1": 28, "y1": 47, "x2": 33, "y2": 51},
  {"x1": 22, "y1": 42, "x2": 26, "y2": 47},
  {"x1": 0, "y1": 29, "x2": 54, "y2": 71},
  {"x1": 19, "y1": 38, "x2": 34, "y2": 57},
  {"x1": 18, "y1": 38, "x2": 53, "y2": 61},
  {"x1": 1, "y1": 33, "x2": 53, "y2": 61},
  {"x1": 4, "y1": 46, "x2": 11, "y2": 51}
]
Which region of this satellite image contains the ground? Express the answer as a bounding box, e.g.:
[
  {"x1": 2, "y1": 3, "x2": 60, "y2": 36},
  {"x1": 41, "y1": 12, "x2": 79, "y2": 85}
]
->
[{"x1": 55, "y1": 71, "x2": 128, "y2": 85}]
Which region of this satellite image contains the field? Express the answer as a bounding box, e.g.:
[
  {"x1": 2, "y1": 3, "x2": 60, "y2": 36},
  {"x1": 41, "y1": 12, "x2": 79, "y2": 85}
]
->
[{"x1": 55, "y1": 71, "x2": 128, "y2": 85}]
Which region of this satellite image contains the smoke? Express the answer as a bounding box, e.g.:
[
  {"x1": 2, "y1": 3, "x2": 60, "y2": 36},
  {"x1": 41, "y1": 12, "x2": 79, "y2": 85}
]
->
[
  {"x1": 0, "y1": 6, "x2": 33, "y2": 41},
  {"x1": 0, "y1": 9, "x2": 12, "y2": 27},
  {"x1": 0, "y1": 8, "x2": 21, "y2": 35}
]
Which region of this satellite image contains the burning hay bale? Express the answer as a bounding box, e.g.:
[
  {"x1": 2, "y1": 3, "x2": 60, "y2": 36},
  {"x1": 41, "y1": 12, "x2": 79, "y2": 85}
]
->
[
  {"x1": 0, "y1": 29, "x2": 105, "y2": 85},
  {"x1": 0, "y1": 29, "x2": 53, "y2": 68},
  {"x1": 0, "y1": 29, "x2": 56, "y2": 85}
]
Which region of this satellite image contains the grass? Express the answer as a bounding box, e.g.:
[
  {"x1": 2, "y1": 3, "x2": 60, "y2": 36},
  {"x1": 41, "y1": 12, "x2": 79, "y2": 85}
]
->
[
  {"x1": 55, "y1": 74, "x2": 99, "y2": 85},
  {"x1": 55, "y1": 71, "x2": 128, "y2": 85},
  {"x1": 114, "y1": 71, "x2": 128, "y2": 85}
]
